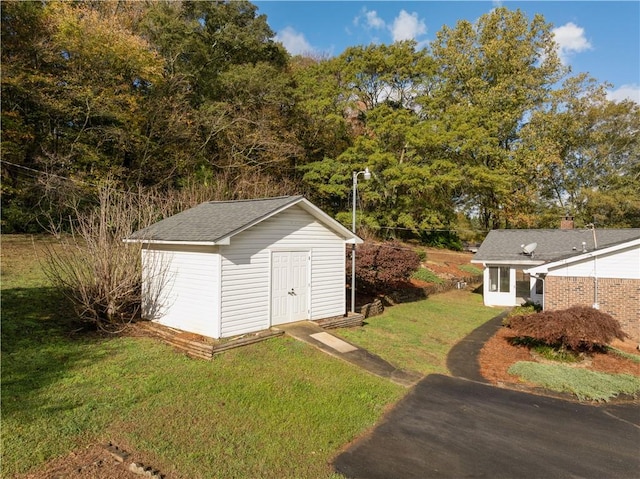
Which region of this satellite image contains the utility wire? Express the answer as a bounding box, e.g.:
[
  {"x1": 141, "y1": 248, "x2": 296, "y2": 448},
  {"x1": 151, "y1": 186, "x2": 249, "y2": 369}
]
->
[
  {"x1": 1, "y1": 159, "x2": 490, "y2": 236},
  {"x1": 0, "y1": 159, "x2": 134, "y2": 196}
]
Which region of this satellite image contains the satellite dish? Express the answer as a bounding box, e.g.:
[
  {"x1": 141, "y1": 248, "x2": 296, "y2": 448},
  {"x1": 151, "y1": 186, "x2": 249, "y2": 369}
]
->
[{"x1": 522, "y1": 242, "x2": 537, "y2": 255}]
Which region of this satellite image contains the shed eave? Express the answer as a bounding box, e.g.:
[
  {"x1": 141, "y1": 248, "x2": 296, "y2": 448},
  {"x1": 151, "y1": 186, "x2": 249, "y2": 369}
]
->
[
  {"x1": 123, "y1": 238, "x2": 220, "y2": 246},
  {"x1": 345, "y1": 237, "x2": 364, "y2": 245}
]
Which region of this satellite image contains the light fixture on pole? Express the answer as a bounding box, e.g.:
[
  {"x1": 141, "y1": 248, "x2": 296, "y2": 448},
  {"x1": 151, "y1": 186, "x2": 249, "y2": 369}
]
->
[{"x1": 351, "y1": 167, "x2": 371, "y2": 314}]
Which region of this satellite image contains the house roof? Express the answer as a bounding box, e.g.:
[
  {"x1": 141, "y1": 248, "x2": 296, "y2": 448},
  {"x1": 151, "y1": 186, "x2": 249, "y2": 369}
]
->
[
  {"x1": 126, "y1": 196, "x2": 362, "y2": 245},
  {"x1": 471, "y1": 228, "x2": 640, "y2": 266},
  {"x1": 524, "y1": 237, "x2": 640, "y2": 274}
]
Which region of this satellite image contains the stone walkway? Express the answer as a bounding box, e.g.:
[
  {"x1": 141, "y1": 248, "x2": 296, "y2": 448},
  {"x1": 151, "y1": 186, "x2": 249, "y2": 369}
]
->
[{"x1": 276, "y1": 321, "x2": 422, "y2": 387}]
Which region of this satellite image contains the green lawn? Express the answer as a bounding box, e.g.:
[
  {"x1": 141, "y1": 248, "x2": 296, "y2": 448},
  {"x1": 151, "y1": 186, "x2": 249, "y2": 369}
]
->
[
  {"x1": 508, "y1": 362, "x2": 640, "y2": 402},
  {"x1": 1, "y1": 235, "x2": 499, "y2": 478},
  {"x1": 336, "y1": 289, "x2": 501, "y2": 375},
  {"x1": 1, "y1": 236, "x2": 405, "y2": 478}
]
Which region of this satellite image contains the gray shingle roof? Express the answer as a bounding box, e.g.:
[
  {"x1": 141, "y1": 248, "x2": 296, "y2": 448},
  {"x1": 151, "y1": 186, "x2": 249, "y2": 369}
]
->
[
  {"x1": 128, "y1": 196, "x2": 304, "y2": 243},
  {"x1": 472, "y1": 228, "x2": 640, "y2": 264}
]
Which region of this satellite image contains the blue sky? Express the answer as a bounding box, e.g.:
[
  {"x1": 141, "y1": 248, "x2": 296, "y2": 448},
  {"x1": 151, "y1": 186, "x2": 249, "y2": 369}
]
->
[{"x1": 254, "y1": 1, "x2": 640, "y2": 103}]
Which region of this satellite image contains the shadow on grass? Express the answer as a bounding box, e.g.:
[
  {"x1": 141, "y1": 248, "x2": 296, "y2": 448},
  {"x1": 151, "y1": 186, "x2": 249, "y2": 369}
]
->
[{"x1": 1, "y1": 286, "x2": 113, "y2": 418}]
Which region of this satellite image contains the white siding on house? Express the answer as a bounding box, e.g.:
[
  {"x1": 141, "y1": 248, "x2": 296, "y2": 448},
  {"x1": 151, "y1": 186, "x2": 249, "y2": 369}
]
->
[
  {"x1": 483, "y1": 265, "x2": 517, "y2": 307},
  {"x1": 529, "y1": 276, "x2": 544, "y2": 305},
  {"x1": 545, "y1": 244, "x2": 640, "y2": 279},
  {"x1": 142, "y1": 244, "x2": 220, "y2": 338},
  {"x1": 219, "y1": 205, "x2": 346, "y2": 338}
]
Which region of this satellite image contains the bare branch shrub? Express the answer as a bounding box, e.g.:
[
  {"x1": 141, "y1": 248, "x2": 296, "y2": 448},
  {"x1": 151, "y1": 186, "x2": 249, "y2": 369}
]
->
[
  {"x1": 42, "y1": 174, "x2": 299, "y2": 332},
  {"x1": 43, "y1": 182, "x2": 168, "y2": 332},
  {"x1": 507, "y1": 306, "x2": 628, "y2": 352},
  {"x1": 349, "y1": 241, "x2": 421, "y2": 294}
]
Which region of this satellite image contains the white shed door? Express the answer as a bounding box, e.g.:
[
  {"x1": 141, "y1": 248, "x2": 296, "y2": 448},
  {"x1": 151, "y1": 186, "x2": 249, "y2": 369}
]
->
[{"x1": 271, "y1": 251, "x2": 309, "y2": 325}]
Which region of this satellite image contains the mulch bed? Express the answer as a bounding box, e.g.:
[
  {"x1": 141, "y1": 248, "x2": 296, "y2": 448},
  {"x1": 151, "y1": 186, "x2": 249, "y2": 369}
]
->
[{"x1": 479, "y1": 327, "x2": 640, "y2": 393}]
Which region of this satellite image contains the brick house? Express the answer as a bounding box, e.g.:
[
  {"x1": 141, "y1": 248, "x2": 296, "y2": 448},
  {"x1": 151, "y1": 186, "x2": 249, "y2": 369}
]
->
[{"x1": 472, "y1": 227, "x2": 640, "y2": 343}]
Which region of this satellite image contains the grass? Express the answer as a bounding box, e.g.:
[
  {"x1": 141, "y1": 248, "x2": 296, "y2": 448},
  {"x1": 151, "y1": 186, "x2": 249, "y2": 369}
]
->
[
  {"x1": 336, "y1": 289, "x2": 501, "y2": 375},
  {"x1": 411, "y1": 267, "x2": 444, "y2": 284},
  {"x1": 608, "y1": 347, "x2": 640, "y2": 364},
  {"x1": 0, "y1": 235, "x2": 506, "y2": 477},
  {"x1": 508, "y1": 362, "x2": 640, "y2": 402},
  {"x1": 458, "y1": 264, "x2": 483, "y2": 276},
  {"x1": 1, "y1": 236, "x2": 405, "y2": 478}
]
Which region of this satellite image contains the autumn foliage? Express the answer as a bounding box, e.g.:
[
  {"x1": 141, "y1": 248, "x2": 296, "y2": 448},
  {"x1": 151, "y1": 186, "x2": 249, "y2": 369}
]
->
[
  {"x1": 507, "y1": 306, "x2": 628, "y2": 352},
  {"x1": 349, "y1": 241, "x2": 421, "y2": 294}
]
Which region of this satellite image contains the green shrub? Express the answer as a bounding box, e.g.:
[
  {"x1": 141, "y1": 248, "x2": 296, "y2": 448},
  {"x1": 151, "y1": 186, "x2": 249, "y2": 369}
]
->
[
  {"x1": 502, "y1": 302, "x2": 541, "y2": 326},
  {"x1": 531, "y1": 344, "x2": 582, "y2": 363},
  {"x1": 419, "y1": 230, "x2": 463, "y2": 251},
  {"x1": 508, "y1": 336, "x2": 580, "y2": 362},
  {"x1": 507, "y1": 306, "x2": 628, "y2": 352}
]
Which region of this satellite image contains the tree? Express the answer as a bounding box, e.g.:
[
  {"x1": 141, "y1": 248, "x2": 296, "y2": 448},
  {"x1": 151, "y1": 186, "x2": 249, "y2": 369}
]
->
[
  {"x1": 518, "y1": 74, "x2": 640, "y2": 227},
  {"x1": 427, "y1": 7, "x2": 565, "y2": 229},
  {"x1": 339, "y1": 41, "x2": 434, "y2": 111},
  {"x1": 300, "y1": 42, "x2": 456, "y2": 234},
  {"x1": 1, "y1": 0, "x2": 301, "y2": 226},
  {"x1": 38, "y1": 1, "x2": 163, "y2": 176},
  {"x1": 290, "y1": 55, "x2": 353, "y2": 166},
  {"x1": 507, "y1": 306, "x2": 628, "y2": 352},
  {"x1": 138, "y1": 0, "x2": 296, "y2": 186},
  {"x1": 1, "y1": 0, "x2": 165, "y2": 230},
  {"x1": 336, "y1": 103, "x2": 462, "y2": 234}
]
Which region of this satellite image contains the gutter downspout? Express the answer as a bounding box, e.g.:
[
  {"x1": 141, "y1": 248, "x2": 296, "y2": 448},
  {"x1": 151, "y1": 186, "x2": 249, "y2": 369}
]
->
[{"x1": 590, "y1": 224, "x2": 599, "y2": 309}]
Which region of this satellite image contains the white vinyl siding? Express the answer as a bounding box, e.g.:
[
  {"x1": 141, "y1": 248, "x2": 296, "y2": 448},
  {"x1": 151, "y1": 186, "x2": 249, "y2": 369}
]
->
[
  {"x1": 545, "y1": 244, "x2": 640, "y2": 279},
  {"x1": 142, "y1": 244, "x2": 220, "y2": 338},
  {"x1": 219, "y1": 205, "x2": 346, "y2": 338},
  {"x1": 483, "y1": 265, "x2": 517, "y2": 307}
]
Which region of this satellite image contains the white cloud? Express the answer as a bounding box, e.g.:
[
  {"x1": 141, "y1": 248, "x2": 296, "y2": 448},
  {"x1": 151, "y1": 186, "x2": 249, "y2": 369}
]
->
[
  {"x1": 607, "y1": 84, "x2": 640, "y2": 104},
  {"x1": 354, "y1": 7, "x2": 386, "y2": 30},
  {"x1": 274, "y1": 27, "x2": 314, "y2": 56},
  {"x1": 366, "y1": 9, "x2": 385, "y2": 29},
  {"x1": 552, "y1": 22, "x2": 592, "y2": 63},
  {"x1": 390, "y1": 10, "x2": 427, "y2": 42}
]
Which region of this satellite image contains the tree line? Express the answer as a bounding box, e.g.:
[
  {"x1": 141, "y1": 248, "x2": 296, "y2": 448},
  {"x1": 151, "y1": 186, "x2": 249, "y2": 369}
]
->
[{"x1": 3, "y1": 0, "x2": 639, "y2": 241}]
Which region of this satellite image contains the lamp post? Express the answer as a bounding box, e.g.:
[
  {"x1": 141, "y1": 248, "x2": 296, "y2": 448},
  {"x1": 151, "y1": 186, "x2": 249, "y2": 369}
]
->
[{"x1": 351, "y1": 167, "x2": 371, "y2": 314}]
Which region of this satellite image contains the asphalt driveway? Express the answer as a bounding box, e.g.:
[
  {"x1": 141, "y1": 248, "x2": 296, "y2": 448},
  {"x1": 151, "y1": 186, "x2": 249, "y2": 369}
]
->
[{"x1": 334, "y1": 374, "x2": 640, "y2": 479}]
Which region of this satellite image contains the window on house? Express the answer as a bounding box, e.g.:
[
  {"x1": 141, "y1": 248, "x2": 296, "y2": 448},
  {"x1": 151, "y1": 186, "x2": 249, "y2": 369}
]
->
[
  {"x1": 535, "y1": 278, "x2": 544, "y2": 295},
  {"x1": 489, "y1": 266, "x2": 510, "y2": 293}
]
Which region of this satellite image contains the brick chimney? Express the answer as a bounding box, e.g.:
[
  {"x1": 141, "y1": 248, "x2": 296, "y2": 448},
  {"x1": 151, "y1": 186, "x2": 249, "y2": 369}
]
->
[{"x1": 560, "y1": 213, "x2": 574, "y2": 229}]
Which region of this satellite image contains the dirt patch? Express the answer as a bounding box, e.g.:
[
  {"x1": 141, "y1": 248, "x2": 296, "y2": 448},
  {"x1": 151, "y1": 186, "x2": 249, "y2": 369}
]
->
[
  {"x1": 423, "y1": 247, "x2": 478, "y2": 280},
  {"x1": 19, "y1": 444, "x2": 135, "y2": 479},
  {"x1": 479, "y1": 327, "x2": 640, "y2": 393}
]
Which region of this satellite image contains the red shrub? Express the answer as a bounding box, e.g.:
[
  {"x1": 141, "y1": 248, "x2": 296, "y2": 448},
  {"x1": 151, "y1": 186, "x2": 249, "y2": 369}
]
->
[
  {"x1": 507, "y1": 306, "x2": 628, "y2": 352},
  {"x1": 348, "y1": 241, "x2": 421, "y2": 294}
]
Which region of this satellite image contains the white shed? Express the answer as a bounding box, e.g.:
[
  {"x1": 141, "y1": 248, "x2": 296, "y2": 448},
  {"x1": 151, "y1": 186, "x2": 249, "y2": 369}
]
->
[{"x1": 126, "y1": 196, "x2": 362, "y2": 339}]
